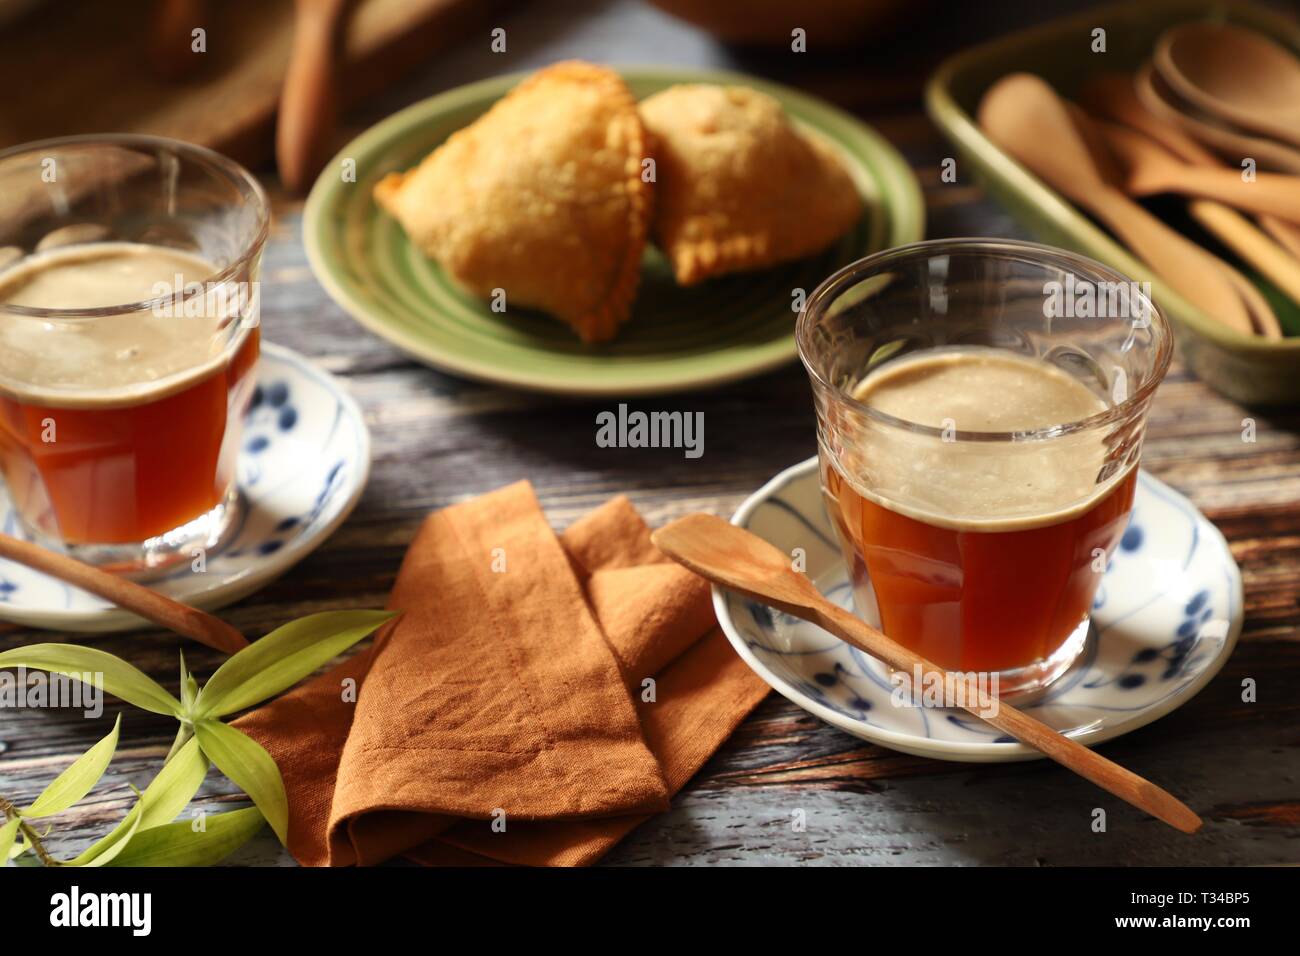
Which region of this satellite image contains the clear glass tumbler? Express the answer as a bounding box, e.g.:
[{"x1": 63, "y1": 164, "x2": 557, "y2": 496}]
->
[
  {"x1": 0, "y1": 135, "x2": 269, "y2": 577},
  {"x1": 797, "y1": 239, "x2": 1173, "y2": 697}
]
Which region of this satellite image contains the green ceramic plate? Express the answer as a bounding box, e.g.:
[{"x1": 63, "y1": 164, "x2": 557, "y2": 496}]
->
[
  {"x1": 926, "y1": 0, "x2": 1300, "y2": 405},
  {"x1": 304, "y1": 66, "x2": 923, "y2": 396}
]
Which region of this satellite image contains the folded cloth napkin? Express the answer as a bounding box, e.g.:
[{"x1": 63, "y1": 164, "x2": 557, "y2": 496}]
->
[{"x1": 234, "y1": 481, "x2": 770, "y2": 866}]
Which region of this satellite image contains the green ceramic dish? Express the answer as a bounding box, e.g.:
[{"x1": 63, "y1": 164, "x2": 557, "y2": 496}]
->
[
  {"x1": 926, "y1": 0, "x2": 1300, "y2": 405},
  {"x1": 304, "y1": 66, "x2": 923, "y2": 396}
]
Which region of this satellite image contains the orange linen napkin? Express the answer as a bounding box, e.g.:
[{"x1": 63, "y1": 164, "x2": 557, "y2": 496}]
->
[{"x1": 234, "y1": 481, "x2": 770, "y2": 866}]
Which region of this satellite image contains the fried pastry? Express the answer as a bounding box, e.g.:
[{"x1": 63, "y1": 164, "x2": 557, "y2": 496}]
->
[
  {"x1": 374, "y1": 61, "x2": 652, "y2": 343},
  {"x1": 639, "y1": 84, "x2": 862, "y2": 285}
]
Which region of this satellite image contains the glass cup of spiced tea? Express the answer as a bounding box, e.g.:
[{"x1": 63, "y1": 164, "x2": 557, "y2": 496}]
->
[
  {"x1": 0, "y1": 135, "x2": 269, "y2": 577},
  {"x1": 797, "y1": 239, "x2": 1173, "y2": 697}
]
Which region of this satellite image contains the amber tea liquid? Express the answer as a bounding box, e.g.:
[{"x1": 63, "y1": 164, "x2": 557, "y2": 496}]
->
[{"x1": 822, "y1": 348, "x2": 1136, "y2": 685}]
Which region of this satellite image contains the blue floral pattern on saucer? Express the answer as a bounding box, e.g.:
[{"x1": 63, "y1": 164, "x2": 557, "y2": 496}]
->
[
  {"x1": 0, "y1": 343, "x2": 370, "y2": 633},
  {"x1": 714, "y1": 458, "x2": 1243, "y2": 763}
]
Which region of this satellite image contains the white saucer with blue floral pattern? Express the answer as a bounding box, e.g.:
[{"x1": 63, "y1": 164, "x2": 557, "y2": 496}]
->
[
  {"x1": 715, "y1": 457, "x2": 1243, "y2": 763},
  {"x1": 0, "y1": 343, "x2": 370, "y2": 634}
]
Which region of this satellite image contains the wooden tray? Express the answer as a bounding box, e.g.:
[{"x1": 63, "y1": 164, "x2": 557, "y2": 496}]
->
[{"x1": 925, "y1": 0, "x2": 1300, "y2": 405}]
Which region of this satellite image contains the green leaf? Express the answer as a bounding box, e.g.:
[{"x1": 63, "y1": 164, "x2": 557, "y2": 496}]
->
[
  {"x1": 193, "y1": 609, "x2": 395, "y2": 718},
  {"x1": 67, "y1": 802, "x2": 141, "y2": 867},
  {"x1": 137, "y1": 736, "x2": 210, "y2": 830},
  {"x1": 194, "y1": 720, "x2": 288, "y2": 845},
  {"x1": 0, "y1": 817, "x2": 19, "y2": 862},
  {"x1": 163, "y1": 724, "x2": 194, "y2": 764},
  {"x1": 24, "y1": 715, "x2": 121, "y2": 818},
  {"x1": 67, "y1": 736, "x2": 210, "y2": 867},
  {"x1": 76, "y1": 805, "x2": 142, "y2": 867},
  {"x1": 106, "y1": 806, "x2": 265, "y2": 867},
  {"x1": 179, "y1": 650, "x2": 197, "y2": 713},
  {"x1": 0, "y1": 645, "x2": 181, "y2": 717}
]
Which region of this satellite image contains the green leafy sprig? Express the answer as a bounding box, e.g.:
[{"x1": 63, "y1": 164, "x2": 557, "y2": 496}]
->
[{"x1": 0, "y1": 609, "x2": 394, "y2": 867}]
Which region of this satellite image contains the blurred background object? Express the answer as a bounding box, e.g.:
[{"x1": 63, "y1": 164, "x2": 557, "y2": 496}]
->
[
  {"x1": 0, "y1": 0, "x2": 507, "y2": 179},
  {"x1": 0, "y1": 0, "x2": 42, "y2": 29},
  {"x1": 276, "y1": 0, "x2": 357, "y2": 192},
  {"x1": 645, "y1": 0, "x2": 916, "y2": 47},
  {"x1": 150, "y1": 0, "x2": 209, "y2": 79}
]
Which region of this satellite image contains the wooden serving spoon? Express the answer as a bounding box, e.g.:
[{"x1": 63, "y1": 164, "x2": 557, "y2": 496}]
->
[
  {"x1": 276, "y1": 0, "x2": 355, "y2": 194},
  {"x1": 1215, "y1": 254, "x2": 1285, "y2": 340},
  {"x1": 1080, "y1": 118, "x2": 1282, "y2": 338},
  {"x1": 1085, "y1": 119, "x2": 1288, "y2": 337},
  {"x1": 1096, "y1": 120, "x2": 1300, "y2": 222},
  {"x1": 1083, "y1": 72, "x2": 1300, "y2": 282},
  {"x1": 1081, "y1": 72, "x2": 1220, "y2": 164},
  {"x1": 1156, "y1": 22, "x2": 1300, "y2": 150},
  {"x1": 979, "y1": 73, "x2": 1253, "y2": 335},
  {"x1": 1135, "y1": 61, "x2": 1300, "y2": 175},
  {"x1": 0, "y1": 532, "x2": 248, "y2": 655},
  {"x1": 652, "y1": 513, "x2": 1202, "y2": 834},
  {"x1": 1188, "y1": 201, "x2": 1295, "y2": 331}
]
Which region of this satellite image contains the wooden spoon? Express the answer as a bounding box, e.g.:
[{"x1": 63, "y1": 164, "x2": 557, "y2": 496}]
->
[
  {"x1": 1086, "y1": 118, "x2": 1292, "y2": 337},
  {"x1": 276, "y1": 0, "x2": 355, "y2": 194},
  {"x1": 1096, "y1": 120, "x2": 1300, "y2": 222},
  {"x1": 1216, "y1": 252, "x2": 1285, "y2": 340},
  {"x1": 979, "y1": 73, "x2": 1253, "y2": 335},
  {"x1": 651, "y1": 513, "x2": 1203, "y2": 834},
  {"x1": 1090, "y1": 122, "x2": 1292, "y2": 337},
  {"x1": 1081, "y1": 72, "x2": 1220, "y2": 166},
  {"x1": 1188, "y1": 202, "x2": 1294, "y2": 335},
  {"x1": 1083, "y1": 72, "x2": 1300, "y2": 287},
  {"x1": 1135, "y1": 61, "x2": 1300, "y2": 174},
  {"x1": 1066, "y1": 111, "x2": 1279, "y2": 340},
  {"x1": 1156, "y1": 22, "x2": 1300, "y2": 150},
  {"x1": 0, "y1": 532, "x2": 248, "y2": 655},
  {"x1": 1259, "y1": 217, "x2": 1300, "y2": 261}
]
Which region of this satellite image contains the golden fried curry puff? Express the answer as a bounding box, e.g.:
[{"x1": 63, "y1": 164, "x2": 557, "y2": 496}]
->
[
  {"x1": 639, "y1": 84, "x2": 862, "y2": 285},
  {"x1": 374, "y1": 62, "x2": 652, "y2": 343}
]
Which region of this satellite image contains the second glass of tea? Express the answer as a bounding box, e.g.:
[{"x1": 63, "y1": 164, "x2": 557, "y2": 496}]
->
[
  {"x1": 798, "y1": 239, "x2": 1173, "y2": 697},
  {"x1": 0, "y1": 135, "x2": 269, "y2": 577}
]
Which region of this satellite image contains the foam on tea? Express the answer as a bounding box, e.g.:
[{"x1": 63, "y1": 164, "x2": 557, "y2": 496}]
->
[
  {"x1": 857, "y1": 348, "x2": 1105, "y2": 433},
  {"x1": 838, "y1": 348, "x2": 1122, "y2": 531},
  {"x1": 0, "y1": 242, "x2": 240, "y2": 405}
]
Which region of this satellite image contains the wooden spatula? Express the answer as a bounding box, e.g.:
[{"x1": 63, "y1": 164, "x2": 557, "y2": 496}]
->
[
  {"x1": 652, "y1": 513, "x2": 1203, "y2": 834},
  {"x1": 0, "y1": 532, "x2": 247, "y2": 654}
]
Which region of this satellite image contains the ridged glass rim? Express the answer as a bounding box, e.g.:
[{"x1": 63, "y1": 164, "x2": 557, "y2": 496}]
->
[
  {"x1": 796, "y1": 237, "x2": 1174, "y2": 443},
  {"x1": 0, "y1": 133, "x2": 270, "y2": 321}
]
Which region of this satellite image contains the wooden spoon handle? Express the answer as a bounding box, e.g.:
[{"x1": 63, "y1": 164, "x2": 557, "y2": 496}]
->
[
  {"x1": 1189, "y1": 202, "x2": 1293, "y2": 334},
  {"x1": 0, "y1": 533, "x2": 248, "y2": 655},
  {"x1": 1259, "y1": 215, "x2": 1300, "y2": 261},
  {"x1": 1135, "y1": 62, "x2": 1300, "y2": 175},
  {"x1": 977, "y1": 691, "x2": 1204, "y2": 833},
  {"x1": 811, "y1": 602, "x2": 1201, "y2": 833},
  {"x1": 1088, "y1": 188, "x2": 1254, "y2": 335},
  {"x1": 1217, "y1": 257, "x2": 1284, "y2": 340},
  {"x1": 1144, "y1": 167, "x2": 1300, "y2": 223},
  {"x1": 276, "y1": 0, "x2": 351, "y2": 194}
]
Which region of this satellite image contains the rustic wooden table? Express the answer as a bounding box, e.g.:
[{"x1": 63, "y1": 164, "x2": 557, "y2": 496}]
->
[{"x1": 1, "y1": 0, "x2": 1297, "y2": 866}]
